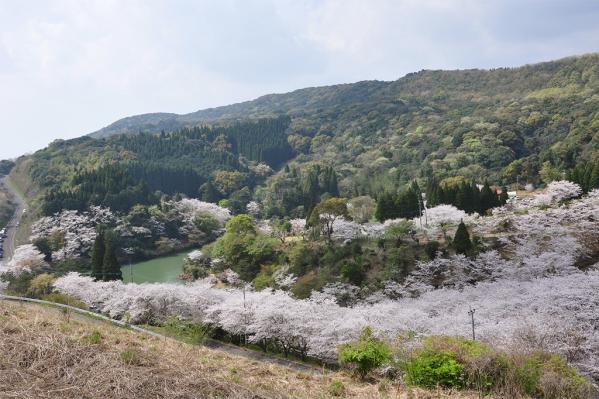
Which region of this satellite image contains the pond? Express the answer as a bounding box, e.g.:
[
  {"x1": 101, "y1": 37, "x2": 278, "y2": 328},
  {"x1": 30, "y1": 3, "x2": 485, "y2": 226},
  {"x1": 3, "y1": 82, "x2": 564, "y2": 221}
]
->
[{"x1": 121, "y1": 250, "x2": 191, "y2": 284}]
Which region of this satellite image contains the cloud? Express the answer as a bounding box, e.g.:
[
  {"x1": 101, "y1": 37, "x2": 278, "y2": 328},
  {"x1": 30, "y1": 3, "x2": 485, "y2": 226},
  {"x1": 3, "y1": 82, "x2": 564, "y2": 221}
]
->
[{"x1": 0, "y1": 0, "x2": 598, "y2": 159}]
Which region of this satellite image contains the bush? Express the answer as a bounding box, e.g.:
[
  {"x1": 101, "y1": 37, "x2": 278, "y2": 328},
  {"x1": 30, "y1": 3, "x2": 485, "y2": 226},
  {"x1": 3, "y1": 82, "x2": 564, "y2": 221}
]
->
[
  {"x1": 398, "y1": 336, "x2": 596, "y2": 398},
  {"x1": 27, "y1": 273, "x2": 56, "y2": 298},
  {"x1": 291, "y1": 271, "x2": 322, "y2": 299},
  {"x1": 162, "y1": 316, "x2": 208, "y2": 345},
  {"x1": 252, "y1": 269, "x2": 274, "y2": 290},
  {"x1": 403, "y1": 350, "x2": 466, "y2": 388},
  {"x1": 0, "y1": 271, "x2": 36, "y2": 296},
  {"x1": 338, "y1": 326, "x2": 392, "y2": 379}
]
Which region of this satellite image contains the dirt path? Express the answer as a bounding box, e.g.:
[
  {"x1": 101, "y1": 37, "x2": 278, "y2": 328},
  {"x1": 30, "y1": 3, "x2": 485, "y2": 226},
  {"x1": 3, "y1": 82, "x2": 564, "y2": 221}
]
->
[{"x1": 0, "y1": 176, "x2": 25, "y2": 263}]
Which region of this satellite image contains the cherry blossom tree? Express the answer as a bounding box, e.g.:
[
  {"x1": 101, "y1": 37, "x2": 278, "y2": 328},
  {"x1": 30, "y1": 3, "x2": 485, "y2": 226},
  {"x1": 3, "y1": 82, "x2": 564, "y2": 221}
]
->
[
  {"x1": 4, "y1": 244, "x2": 48, "y2": 274},
  {"x1": 51, "y1": 190, "x2": 599, "y2": 379},
  {"x1": 533, "y1": 180, "x2": 583, "y2": 205},
  {"x1": 170, "y1": 198, "x2": 231, "y2": 226}
]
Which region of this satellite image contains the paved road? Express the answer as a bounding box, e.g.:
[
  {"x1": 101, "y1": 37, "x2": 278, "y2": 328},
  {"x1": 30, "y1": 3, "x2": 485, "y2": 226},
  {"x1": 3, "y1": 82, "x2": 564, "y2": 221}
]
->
[{"x1": 0, "y1": 176, "x2": 25, "y2": 265}]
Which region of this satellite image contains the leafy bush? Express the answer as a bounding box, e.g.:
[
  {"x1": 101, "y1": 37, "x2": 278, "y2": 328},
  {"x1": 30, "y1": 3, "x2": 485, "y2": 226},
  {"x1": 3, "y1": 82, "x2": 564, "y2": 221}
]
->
[
  {"x1": 291, "y1": 271, "x2": 322, "y2": 299},
  {"x1": 403, "y1": 350, "x2": 466, "y2": 388},
  {"x1": 338, "y1": 326, "x2": 392, "y2": 378},
  {"x1": 162, "y1": 316, "x2": 208, "y2": 345},
  {"x1": 398, "y1": 336, "x2": 595, "y2": 398},
  {"x1": 27, "y1": 273, "x2": 56, "y2": 298}
]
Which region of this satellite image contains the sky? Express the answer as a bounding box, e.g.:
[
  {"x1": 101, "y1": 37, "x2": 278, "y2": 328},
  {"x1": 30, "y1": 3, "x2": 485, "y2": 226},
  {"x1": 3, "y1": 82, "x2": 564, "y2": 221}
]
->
[{"x1": 0, "y1": 0, "x2": 599, "y2": 160}]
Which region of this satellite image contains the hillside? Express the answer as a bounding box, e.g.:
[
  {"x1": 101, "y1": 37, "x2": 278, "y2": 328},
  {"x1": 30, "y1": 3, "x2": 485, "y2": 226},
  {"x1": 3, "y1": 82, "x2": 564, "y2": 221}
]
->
[
  {"x1": 74, "y1": 54, "x2": 598, "y2": 214},
  {"x1": 0, "y1": 300, "x2": 485, "y2": 399}
]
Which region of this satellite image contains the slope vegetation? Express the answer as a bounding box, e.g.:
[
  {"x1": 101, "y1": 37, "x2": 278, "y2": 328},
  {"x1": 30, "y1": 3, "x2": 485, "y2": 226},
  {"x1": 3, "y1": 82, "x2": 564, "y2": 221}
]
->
[
  {"x1": 89, "y1": 53, "x2": 599, "y2": 189},
  {"x1": 0, "y1": 300, "x2": 483, "y2": 399}
]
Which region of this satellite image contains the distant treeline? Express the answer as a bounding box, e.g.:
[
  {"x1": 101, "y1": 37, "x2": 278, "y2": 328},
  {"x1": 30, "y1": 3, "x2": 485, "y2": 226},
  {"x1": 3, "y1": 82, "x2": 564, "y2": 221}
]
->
[{"x1": 374, "y1": 180, "x2": 507, "y2": 221}]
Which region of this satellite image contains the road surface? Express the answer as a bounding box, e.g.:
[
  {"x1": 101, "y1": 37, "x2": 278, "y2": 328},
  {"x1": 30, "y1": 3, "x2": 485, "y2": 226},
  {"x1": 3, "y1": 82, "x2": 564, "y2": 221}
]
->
[{"x1": 0, "y1": 176, "x2": 25, "y2": 265}]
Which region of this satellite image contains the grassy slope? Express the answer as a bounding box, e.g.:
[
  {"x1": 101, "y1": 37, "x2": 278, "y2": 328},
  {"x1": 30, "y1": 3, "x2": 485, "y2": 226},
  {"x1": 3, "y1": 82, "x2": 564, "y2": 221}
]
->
[
  {"x1": 0, "y1": 182, "x2": 15, "y2": 230},
  {"x1": 6, "y1": 156, "x2": 41, "y2": 246},
  {"x1": 0, "y1": 300, "x2": 486, "y2": 399}
]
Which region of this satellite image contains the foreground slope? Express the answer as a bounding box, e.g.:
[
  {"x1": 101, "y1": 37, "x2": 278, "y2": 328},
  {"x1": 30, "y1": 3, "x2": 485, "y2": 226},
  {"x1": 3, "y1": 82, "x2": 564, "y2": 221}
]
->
[{"x1": 0, "y1": 301, "x2": 483, "y2": 399}]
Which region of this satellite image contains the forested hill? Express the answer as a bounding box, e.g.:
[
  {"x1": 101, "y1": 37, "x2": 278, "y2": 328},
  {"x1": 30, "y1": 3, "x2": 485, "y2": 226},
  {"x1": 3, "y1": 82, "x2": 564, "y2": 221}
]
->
[
  {"x1": 90, "y1": 53, "x2": 599, "y2": 139},
  {"x1": 31, "y1": 117, "x2": 293, "y2": 214},
  {"x1": 86, "y1": 54, "x2": 599, "y2": 191},
  {"x1": 17, "y1": 52, "x2": 599, "y2": 217}
]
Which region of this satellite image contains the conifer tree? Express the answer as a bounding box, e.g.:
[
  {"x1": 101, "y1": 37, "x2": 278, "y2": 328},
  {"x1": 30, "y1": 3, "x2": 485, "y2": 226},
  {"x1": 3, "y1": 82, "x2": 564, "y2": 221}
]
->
[
  {"x1": 499, "y1": 186, "x2": 509, "y2": 205},
  {"x1": 375, "y1": 192, "x2": 399, "y2": 221},
  {"x1": 453, "y1": 220, "x2": 472, "y2": 255},
  {"x1": 479, "y1": 181, "x2": 496, "y2": 214},
  {"x1": 102, "y1": 231, "x2": 122, "y2": 281},
  {"x1": 589, "y1": 164, "x2": 599, "y2": 191},
  {"x1": 90, "y1": 230, "x2": 105, "y2": 281}
]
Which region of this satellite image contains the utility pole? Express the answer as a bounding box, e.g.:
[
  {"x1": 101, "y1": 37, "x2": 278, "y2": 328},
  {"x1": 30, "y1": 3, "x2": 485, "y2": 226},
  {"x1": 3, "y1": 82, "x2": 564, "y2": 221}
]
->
[{"x1": 468, "y1": 307, "x2": 476, "y2": 341}]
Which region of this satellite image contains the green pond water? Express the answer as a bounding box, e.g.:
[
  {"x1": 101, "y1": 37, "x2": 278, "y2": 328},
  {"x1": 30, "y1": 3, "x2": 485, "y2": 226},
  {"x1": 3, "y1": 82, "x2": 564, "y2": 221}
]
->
[{"x1": 121, "y1": 250, "x2": 190, "y2": 284}]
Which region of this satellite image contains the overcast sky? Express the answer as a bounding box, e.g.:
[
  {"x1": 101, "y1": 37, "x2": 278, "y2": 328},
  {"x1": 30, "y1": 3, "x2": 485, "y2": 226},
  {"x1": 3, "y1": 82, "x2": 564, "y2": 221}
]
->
[{"x1": 1, "y1": 0, "x2": 599, "y2": 159}]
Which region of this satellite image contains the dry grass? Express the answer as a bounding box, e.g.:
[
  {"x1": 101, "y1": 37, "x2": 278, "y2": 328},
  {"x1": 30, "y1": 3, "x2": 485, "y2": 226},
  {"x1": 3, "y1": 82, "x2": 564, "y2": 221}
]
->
[{"x1": 0, "y1": 301, "x2": 489, "y2": 399}]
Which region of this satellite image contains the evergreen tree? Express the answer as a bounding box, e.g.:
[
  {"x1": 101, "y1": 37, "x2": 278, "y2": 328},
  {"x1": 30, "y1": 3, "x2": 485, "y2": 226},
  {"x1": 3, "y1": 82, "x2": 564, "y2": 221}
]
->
[
  {"x1": 199, "y1": 181, "x2": 220, "y2": 203},
  {"x1": 303, "y1": 169, "x2": 320, "y2": 211},
  {"x1": 375, "y1": 192, "x2": 400, "y2": 221},
  {"x1": 499, "y1": 186, "x2": 509, "y2": 205},
  {"x1": 396, "y1": 184, "x2": 421, "y2": 219},
  {"x1": 589, "y1": 164, "x2": 599, "y2": 191},
  {"x1": 90, "y1": 230, "x2": 105, "y2": 281},
  {"x1": 102, "y1": 232, "x2": 122, "y2": 281},
  {"x1": 479, "y1": 181, "x2": 496, "y2": 214},
  {"x1": 453, "y1": 221, "x2": 472, "y2": 255}
]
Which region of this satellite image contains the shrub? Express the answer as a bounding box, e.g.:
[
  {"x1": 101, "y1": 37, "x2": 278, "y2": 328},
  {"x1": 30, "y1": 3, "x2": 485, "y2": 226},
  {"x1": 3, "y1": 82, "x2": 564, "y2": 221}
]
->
[
  {"x1": 162, "y1": 316, "x2": 208, "y2": 345},
  {"x1": 403, "y1": 350, "x2": 466, "y2": 388},
  {"x1": 252, "y1": 270, "x2": 274, "y2": 290},
  {"x1": 291, "y1": 271, "x2": 322, "y2": 299},
  {"x1": 338, "y1": 326, "x2": 392, "y2": 379},
  {"x1": 398, "y1": 336, "x2": 596, "y2": 398},
  {"x1": 27, "y1": 273, "x2": 56, "y2": 298}
]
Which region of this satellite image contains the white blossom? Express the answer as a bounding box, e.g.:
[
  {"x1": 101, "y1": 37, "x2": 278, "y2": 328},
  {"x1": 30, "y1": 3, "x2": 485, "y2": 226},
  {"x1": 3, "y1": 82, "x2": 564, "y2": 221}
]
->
[
  {"x1": 171, "y1": 198, "x2": 231, "y2": 226},
  {"x1": 533, "y1": 180, "x2": 582, "y2": 205},
  {"x1": 4, "y1": 244, "x2": 47, "y2": 274},
  {"x1": 246, "y1": 201, "x2": 261, "y2": 217}
]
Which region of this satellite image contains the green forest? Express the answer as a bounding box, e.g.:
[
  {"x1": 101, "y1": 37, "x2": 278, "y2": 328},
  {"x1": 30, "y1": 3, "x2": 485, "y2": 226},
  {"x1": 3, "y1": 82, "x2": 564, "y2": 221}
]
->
[{"x1": 33, "y1": 117, "x2": 292, "y2": 214}]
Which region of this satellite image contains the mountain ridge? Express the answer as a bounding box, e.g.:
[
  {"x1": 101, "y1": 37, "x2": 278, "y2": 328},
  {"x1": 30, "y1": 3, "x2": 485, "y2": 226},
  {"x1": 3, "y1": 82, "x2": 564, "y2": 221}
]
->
[{"x1": 88, "y1": 52, "x2": 598, "y2": 139}]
